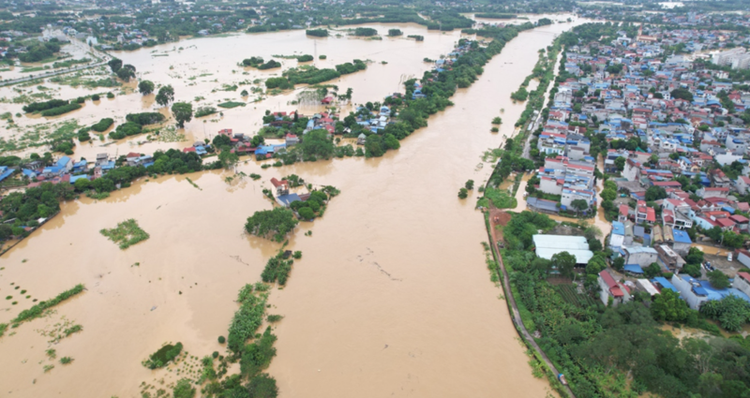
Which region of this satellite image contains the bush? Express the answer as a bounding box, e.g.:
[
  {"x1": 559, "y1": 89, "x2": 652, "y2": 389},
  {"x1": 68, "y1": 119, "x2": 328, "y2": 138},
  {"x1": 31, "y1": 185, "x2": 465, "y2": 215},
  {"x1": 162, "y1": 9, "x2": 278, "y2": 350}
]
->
[
  {"x1": 354, "y1": 27, "x2": 377, "y2": 36},
  {"x1": 218, "y1": 336, "x2": 226, "y2": 344},
  {"x1": 90, "y1": 118, "x2": 114, "y2": 132},
  {"x1": 458, "y1": 188, "x2": 468, "y2": 199},
  {"x1": 109, "y1": 122, "x2": 142, "y2": 140},
  {"x1": 257, "y1": 60, "x2": 281, "y2": 70},
  {"x1": 388, "y1": 29, "x2": 403, "y2": 36},
  {"x1": 297, "y1": 54, "x2": 313, "y2": 62},
  {"x1": 142, "y1": 342, "x2": 183, "y2": 369},
  {"x1": 23, "y1": 99, "x2": 69, "y2": 113},
  {"x1": 91, "y1": 94, "x2": 100, "y2": 101},
  {"x1": 40, "y1": 103, "x2": 82, "y2": 117},
  {"x1": 195, "y1": 106, "x2": 217, "y2": 118},
  {"x1": 125, "y1": 112, "x2": 166, "y2": 125},
  {"x1": 172, "y1": 378, "x2": 195, "y2": 398}
]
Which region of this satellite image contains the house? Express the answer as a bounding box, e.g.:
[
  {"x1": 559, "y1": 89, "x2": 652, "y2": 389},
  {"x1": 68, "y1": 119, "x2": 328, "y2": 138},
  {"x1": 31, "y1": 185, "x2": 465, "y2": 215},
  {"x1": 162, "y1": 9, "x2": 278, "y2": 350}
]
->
[
  {"x1": 126, "y1": 152, "x2": 142, "y2": 166},
  {"x1": 621, "y1": 245, "x2": 659, "y2": 267},
  {"x1": 635, "y1": 200, "x2": 656, "y2": 224},
  {"x1": 598, "y1": 269, "x2": 631, "y2": 306},
  {"x1": 733, "y1": 272, "x2": 750, "y2": 299},
  {"x1": 671, "y1": 274, "x2": 750, "y2": 310},
  {"x1": 738, "y1": 249, "x2": 750, "y2": 268},
  {"x1": 527, "y1": 197, "x2": 559, "y2": 214},
  {"x1": 655, "y1": 244, "x2": 685, "y2": 270},
  {"x1": 636, "y1": 279, "x2": 660, "y2": 296},
  {"x1": 735, "y1": 176, "x2": 750, "y2": 195},
  {"x1": 285, "y1": 134, "x2": 299, "y2": 146},
  {"x1": 696, "y1": 186, "x2": 729, "y2": 199},
  {"x1": 0, "y1": 166, "x2": 14, "y2": 183},
  {"x1": 618, "y1": 204, "x2": 630, "y2": 222},
  {"x1": 96, "y1": 153, "x2": 109, "y2": 167},
  {"x1": 671, "y1": 228, "x2": 692, "y2": 255},
  {"x1": 532, "y1": 234, "x2": 593, "y2": 264},
  {"x1": 609, "y1": 221, "x2": 626, "y2": 250},
  {"x1": 270, "y1": 177, "x2": 289, "y2": 196},
  {"x1": 42, "y1": 156, "x2": 72, "y2": 177},
  {"x1": 652, "y1": 276, "x2": 678, "y2": 293}
]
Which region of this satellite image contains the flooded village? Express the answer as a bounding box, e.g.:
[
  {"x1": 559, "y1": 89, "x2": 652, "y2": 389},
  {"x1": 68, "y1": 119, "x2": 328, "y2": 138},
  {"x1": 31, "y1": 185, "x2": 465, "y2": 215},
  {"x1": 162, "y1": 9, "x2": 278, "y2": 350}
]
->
[{"x1": 2, "y1": 0, "x2": 750, "y2": 397}]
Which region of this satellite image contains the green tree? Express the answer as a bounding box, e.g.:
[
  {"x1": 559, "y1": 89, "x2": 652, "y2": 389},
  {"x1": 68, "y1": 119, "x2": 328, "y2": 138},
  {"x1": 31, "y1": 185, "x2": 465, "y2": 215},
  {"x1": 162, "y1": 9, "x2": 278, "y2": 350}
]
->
[
  {"x1": 614, "y1": 156, "x2": 626, "y2": 171},
  {"x1": 172, "y1": 378, "x2": 195, "y2": 398},
  {"x1": 156, "y1": 85, "x2": 175, "y2": 107},
  {"x1": 218, "y1": 147, "x2": 239, "y2": 169},
  {"x1": 570, "y1": 199, "x2": 589, "y2": 215},
  {"x1": 245, "y1": 208, "x2": 299, "y2": 242},
  {"x1": 458, "y1": 188, "x2": 468, "y2": 199},
  {"x1": 171, "y1": 102, "x2": 193, "y2": 128},
  {"x1": 138, "y1": 80, "x2": 155, "y2": 95},
  {"x1": 551, "y1": 251, "x2": 576, "y2": 279},
  {"x1": 107, "y1": 58, "x2": 122, "y2": 73},
  {"x1": 651, "y1": 289, "x2": 689, "y2": 322},
  {"x1": 73, "y1": 178, "x2": 91, "y2": 192},
  {"x1": 645, "y1": 186, "x2": 667, "y2": 201},
  {"x1": 644, "y1": 262, "x2": 662, "y2": 278},
  {"x1": 612, "y1": 256, "x2": 625, "y2": 271},
  {"x1": 247, "y1": 373, "x2": 278, "y2": 398},
  {"x1": 465, "y1": 180, "x2": 475, "y2": 190},
  {"x1": 700, "y1": 295, "x2": 750, "y2": 332},
  {"x1": 299, "y1": 129, "x2": 334, "y2": 159},
  {"x1": 116, "y1": 64, "x2": 136, "y2": 81},
  {"x1": 708, "y1": 270, "x2": 730, "y2": 289},
  {"x1": 297, "y1": 207, "x2": 314, "y2": 220}
]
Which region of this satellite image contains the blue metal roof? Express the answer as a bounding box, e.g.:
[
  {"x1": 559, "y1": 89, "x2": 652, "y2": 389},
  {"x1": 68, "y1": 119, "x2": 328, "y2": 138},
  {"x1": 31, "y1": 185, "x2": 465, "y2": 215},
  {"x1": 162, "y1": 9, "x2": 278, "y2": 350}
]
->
[
  {"x1": 624, "y1": 264, "x2": 644, "y2": 274},
  {"x1": 652, "y1": 277, "x2": 677, "y2": 292},
  {"x1": 612, "y1": 221, "x2": 625, "y2": 236},
  {"x1": 672, "y1": 229, "x2": 692, "y2": 244}
]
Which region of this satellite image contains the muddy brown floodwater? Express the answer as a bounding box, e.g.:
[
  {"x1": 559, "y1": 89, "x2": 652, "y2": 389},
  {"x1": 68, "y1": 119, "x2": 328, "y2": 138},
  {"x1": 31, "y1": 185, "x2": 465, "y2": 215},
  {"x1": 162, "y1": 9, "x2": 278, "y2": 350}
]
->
[{"x1": 0, "y1": 16, "x2": 583, "y2": 397}]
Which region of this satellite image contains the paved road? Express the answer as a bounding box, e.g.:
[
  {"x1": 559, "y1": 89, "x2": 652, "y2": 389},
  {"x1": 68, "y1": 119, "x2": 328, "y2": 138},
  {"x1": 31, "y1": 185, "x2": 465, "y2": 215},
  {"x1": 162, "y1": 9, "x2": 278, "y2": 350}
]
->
[
  {"x1": 486, "y1": 208, "x2": 577, "y2": 398},
  {"x1": 0, "y1": 39, "x2": 112, "y2": 87}
]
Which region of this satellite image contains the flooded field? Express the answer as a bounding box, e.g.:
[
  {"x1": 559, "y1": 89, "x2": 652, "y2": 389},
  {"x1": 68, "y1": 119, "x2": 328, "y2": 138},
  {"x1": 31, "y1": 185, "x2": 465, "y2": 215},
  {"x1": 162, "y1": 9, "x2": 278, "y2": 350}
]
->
[{"x1": 0, "y1": 16, "x2": 583, "y2": 398}]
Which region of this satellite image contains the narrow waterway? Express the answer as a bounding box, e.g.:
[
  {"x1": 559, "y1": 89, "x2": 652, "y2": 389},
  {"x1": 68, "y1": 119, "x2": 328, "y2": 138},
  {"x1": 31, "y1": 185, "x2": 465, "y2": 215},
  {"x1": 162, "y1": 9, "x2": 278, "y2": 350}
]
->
[{"x1": 0, "y1": 17, "x2": 583, "y2": 398}]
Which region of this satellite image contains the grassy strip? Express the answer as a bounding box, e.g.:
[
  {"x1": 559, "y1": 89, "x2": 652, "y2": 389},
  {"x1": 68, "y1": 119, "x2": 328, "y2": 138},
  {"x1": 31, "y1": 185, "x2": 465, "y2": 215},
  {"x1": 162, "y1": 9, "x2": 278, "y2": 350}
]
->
[
  {"x1": 100, "y1": 219, "x2": 150, "y2": 250},
  {"x1": 227, "y1": 285, "x2": 267, "y2": 353},
  {"x1": 12, "y1": 284, "x2": 85, "y2": 324},
  {"x1": 217, "y1": 101, "x2": 245, "y2": 109},
  {"x1": 41, "y1": 103, "x2": 82, "y2": 117},
  {"x1": 0, "y1": 323, "x2": 7, "y2": 338}
]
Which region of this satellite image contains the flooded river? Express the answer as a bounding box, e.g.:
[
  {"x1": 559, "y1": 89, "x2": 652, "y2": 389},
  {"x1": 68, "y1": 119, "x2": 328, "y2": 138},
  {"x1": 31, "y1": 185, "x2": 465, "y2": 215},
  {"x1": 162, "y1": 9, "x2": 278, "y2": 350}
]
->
[{"x1": 0, "y1": 16, "x2": 582, "y2": 398}]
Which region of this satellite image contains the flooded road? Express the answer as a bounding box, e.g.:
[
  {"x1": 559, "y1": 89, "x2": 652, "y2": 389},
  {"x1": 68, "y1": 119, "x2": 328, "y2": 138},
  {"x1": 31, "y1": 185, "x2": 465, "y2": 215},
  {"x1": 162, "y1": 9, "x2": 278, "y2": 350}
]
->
[{"x1": 0, "y1": 16, "x2": 582, "y2": 398}]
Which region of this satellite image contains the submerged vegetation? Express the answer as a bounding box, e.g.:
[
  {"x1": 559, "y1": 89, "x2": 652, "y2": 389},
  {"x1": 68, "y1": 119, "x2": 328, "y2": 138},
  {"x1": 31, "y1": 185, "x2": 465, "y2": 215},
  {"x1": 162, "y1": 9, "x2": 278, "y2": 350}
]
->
[
  {"x1": 142, "y1": 342, "x2": 183, "y2": 369},
  {"x1": 245, "y1": 208, "x2": 298, "y2": 242},
  {"x1": 100, "y1": 219, "x2": 150, "y2": 249},
  {"x1": 12, "y1": 284, "x2": 85, "y2": 325}
]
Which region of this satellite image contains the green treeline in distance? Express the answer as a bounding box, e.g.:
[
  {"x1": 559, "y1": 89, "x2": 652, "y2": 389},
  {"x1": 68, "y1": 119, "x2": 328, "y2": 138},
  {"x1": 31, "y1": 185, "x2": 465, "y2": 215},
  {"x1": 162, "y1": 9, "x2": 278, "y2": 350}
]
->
[
  {"x1": 305, "y1": 29, "x2": 328, "y2": 37},
  {"x1": 475, "y1": 13, "x2": 517, "y2": 19}
]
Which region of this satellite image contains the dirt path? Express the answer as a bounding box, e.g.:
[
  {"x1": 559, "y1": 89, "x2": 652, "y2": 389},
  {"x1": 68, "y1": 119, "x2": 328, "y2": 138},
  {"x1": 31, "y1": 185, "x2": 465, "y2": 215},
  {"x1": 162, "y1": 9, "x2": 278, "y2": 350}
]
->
[{"x1": 485, "y1": 205, "x2": 577, "y2": 398}]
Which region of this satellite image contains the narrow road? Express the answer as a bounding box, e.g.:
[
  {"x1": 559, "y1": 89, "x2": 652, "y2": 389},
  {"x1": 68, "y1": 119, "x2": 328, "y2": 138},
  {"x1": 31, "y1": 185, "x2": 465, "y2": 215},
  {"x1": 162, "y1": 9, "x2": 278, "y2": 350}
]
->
[
  {"x1": 486, "y1": 207, "x2": 577, "y2": 398},
  {"x1": 0, "y1": 38, "x2": 113, "y2": 87}
]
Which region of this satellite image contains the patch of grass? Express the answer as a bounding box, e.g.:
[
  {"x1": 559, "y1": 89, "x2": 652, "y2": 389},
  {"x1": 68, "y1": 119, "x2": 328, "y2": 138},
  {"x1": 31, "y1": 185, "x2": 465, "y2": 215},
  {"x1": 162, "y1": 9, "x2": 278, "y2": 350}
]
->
[
  {"x1": 64, "y1": 324, "x2": 83, "y2": 336},
  {"x1": 0, "y1": 323, "x2": 7, "y2": 338},
  {"x1": 484, "y1": 188, "x2": 517, "y2": 209},
  {"x1": 100, "y1": 219, "x2": 150, "y2": 250},
  {"x1": 60, "y1": 356, "x2": 73, "y2": 364},
  {"x1": 267, "y1": 314, "x2": 283, "y2": 322},
  {"x1": 217, "y1": 101, "x2": 245, "y2": 109},
  {"x1": 12, "y1": 284, "x2": 85, "y2": 324}
]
